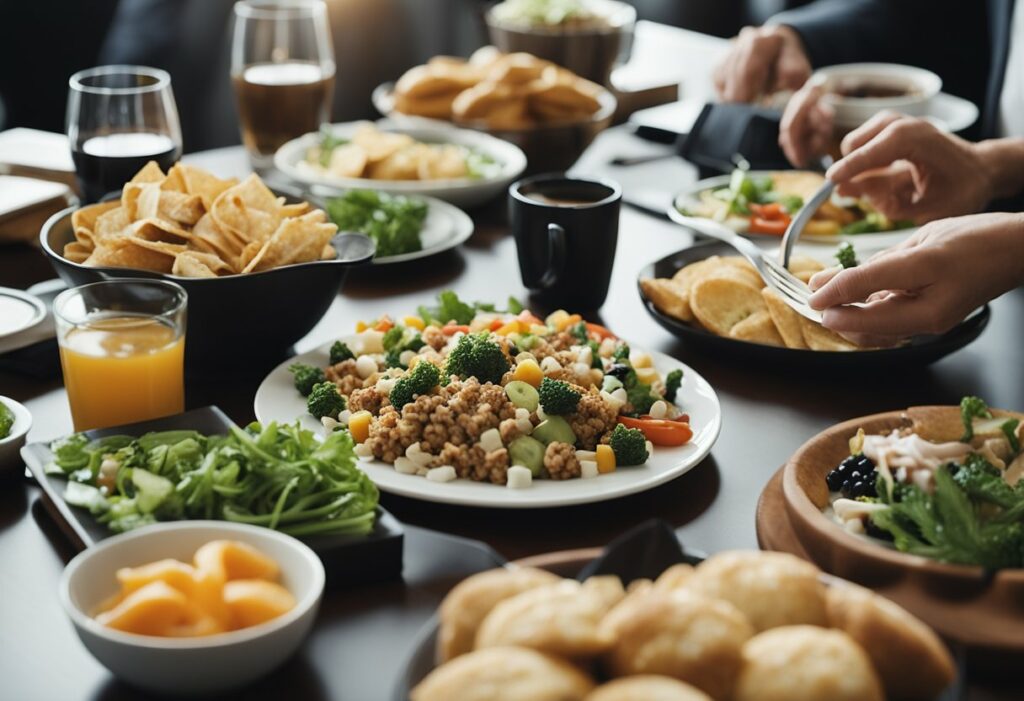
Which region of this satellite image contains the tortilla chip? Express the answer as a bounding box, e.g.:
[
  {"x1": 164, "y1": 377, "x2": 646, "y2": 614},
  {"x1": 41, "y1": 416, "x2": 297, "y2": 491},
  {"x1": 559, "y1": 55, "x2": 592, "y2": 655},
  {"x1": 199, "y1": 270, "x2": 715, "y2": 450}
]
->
[
  {"x1": 129, "y1": 161, "x2": 166, "y2": 184},
  {"x1": 63, "y1": 241, "x2": 93, "y2": 263},
  {"x1": 729, "y1": 310, "x2": 785, "y2": 347},
  {"x1": 787, "y1": 255, "x2": 826, "y2": 276},
  {"x1": 157, "y1": 191, "x2": 205, "y2": 226},
  {"x1": 133, "y1": 182, "x2": 163, "y2": 221},
  {"x1": 690, "y1": 276, "x2": 766, "y2": 336},
  {"x1": 761, "y1": 287, "x2": 808, "y2": 349},
  {"x1": 224, "y1": 173, "x2": 280, "y2": 214},
  {"x1": 178, "y1": 164, "x2": 238, "y2": 210},
  {"x1": 84, "y1": 238, "x2": 176, "y2": 273},
  {"x1": 161, "y1": 164, "x2": 187, "y2": 193},
  {"x1": 798, "y1": 316, "x2": 859, "y2": 352},
  {"x1": 243, "y1": 212, "x2": 336, "y2": 273},
  {"x1": 132, "y1": 218, "x2": 193, "y2": 244},
  {"x1": 279, "y1": 202, "x2": 312, "y2": 218},
  {"x1": 94, "y1": 206, "x2": 131, "y2": 240},
  {"x1": 71, "y1": 200, "x2": 118, "y2": 243},
  {"x1": 172, "y1": 251, "x2": 217, "y2": 278},
  {"x1": 352, "y1": 122, "x2": 414, "y2": 163},
  {"x1": 192, "y1": 213, "x2": 242, "y2": 268}
]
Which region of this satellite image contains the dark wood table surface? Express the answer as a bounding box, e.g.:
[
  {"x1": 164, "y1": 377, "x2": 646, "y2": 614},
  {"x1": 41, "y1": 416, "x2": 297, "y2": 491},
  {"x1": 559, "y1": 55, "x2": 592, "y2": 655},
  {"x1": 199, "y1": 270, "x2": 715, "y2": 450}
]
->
[{"x1": 2, "y1": 30, "x2": 1023, "y2": 701}]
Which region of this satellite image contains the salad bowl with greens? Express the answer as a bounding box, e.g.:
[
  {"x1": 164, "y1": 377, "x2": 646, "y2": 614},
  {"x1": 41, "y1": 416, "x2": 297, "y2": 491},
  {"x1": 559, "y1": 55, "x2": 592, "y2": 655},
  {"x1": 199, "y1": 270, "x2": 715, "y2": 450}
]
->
[
  {"x1": 782, "y1": 397, "x2": 1024, "y2": 654},
  {"x1": 274, "y1": 122, "x2": 526, "y2": 209}
]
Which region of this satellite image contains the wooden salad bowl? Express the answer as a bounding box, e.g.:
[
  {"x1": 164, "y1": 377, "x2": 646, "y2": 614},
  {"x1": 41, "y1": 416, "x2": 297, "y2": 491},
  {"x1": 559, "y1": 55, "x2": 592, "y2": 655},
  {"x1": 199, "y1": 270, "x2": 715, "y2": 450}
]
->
[{"x1": 782, "y1": 406, "x2": 1024, "y2": 655}]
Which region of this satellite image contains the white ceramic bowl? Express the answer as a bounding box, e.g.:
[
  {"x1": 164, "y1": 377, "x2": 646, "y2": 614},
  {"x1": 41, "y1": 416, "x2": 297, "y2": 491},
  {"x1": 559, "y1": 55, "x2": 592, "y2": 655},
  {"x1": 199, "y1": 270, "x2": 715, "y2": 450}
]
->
[
  {"x1": 0, "y1": 395, "x2": 31, "y2": 477},
  {"x1": 816, "y1": 63, "x2": 943, "y2": 129},
  {"x1": 274, "y1": 122, "x2": 527, "y2": 209},
  {"x1": 59, "y1": 521, "x2": 325, "y2": 695}
]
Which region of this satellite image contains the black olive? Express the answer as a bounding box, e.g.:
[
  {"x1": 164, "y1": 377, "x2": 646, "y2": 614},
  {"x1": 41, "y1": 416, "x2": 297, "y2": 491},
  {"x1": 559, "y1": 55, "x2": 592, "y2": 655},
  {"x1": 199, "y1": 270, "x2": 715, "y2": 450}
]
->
[
  {"x1": 826, "y1": 470, "x2": 844, "y2": 491},
  {"x1": 606, "y1": 363, "x2": 631, "y2": 380},
  {"x1": 507, "y1": 342, "x2": 519, "y2": 357},
  {"x1": 849, "y1": 470, "x2": 862, "y2": 482}
]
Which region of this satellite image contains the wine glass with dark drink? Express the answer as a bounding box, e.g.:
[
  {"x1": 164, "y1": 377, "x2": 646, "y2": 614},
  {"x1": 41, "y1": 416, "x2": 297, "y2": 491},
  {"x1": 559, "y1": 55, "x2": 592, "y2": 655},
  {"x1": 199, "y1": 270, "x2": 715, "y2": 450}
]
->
[
  {"x1": 231, "y1": 0, "x2": 336, "y2": 171},
  {"x1": 66, "y1": 65, "x2": 182, "y2": 203}
]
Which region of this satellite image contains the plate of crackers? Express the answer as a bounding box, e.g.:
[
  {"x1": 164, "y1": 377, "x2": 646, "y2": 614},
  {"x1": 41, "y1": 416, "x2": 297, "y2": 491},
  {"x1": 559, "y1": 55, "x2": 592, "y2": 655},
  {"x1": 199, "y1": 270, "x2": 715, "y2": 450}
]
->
[
  {"x1": 637, "y1": 241, "x2": 990, "y2": 368},
  {"x1": 274, "y1": 121, "x2": 527, "y2": 209},
  {"x1": 373, "y1": 47, "x2": 616, "y2": 172},
  {"x1": 39, "y1": 161, "x2": 375, "y2": 363}
]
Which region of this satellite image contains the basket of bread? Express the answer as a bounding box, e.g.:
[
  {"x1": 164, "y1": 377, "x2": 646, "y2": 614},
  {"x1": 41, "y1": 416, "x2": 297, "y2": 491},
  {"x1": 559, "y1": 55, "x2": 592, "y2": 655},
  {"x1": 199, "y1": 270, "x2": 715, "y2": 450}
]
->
[{"x1": 374, "y1": 47, "x2": 616, "y2": 172}]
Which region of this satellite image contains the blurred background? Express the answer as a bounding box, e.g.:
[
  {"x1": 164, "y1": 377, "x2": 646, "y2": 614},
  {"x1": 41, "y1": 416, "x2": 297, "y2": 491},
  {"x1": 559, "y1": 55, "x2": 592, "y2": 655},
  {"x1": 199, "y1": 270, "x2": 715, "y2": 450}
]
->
[{"x1": 0, "y1": 0, "x2": 815, "y2": 153}]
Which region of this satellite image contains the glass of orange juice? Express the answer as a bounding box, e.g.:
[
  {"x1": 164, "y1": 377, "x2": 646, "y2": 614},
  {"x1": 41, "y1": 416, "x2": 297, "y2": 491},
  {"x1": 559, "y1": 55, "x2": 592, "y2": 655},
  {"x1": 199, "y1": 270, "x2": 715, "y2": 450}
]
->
[{"x1": 54, "y1": 279, "x2": 187, "y2": 431}]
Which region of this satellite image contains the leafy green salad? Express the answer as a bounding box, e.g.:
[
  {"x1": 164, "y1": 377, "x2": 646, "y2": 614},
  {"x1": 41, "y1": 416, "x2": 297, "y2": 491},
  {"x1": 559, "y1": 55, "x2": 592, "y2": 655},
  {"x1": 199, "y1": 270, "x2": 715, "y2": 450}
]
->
[
  {"x1": 326, "y1": 190, "x2": 428, "y2": 258},
  {"x1": 0, "y1": 402, "x2": 13, "y2": 439},
  {"x1": 828, "y1": 396, "x2": 1024, "y2": 568},
  {"x1": 47, "y1": 422, "x2": 378, "y2": 537}
]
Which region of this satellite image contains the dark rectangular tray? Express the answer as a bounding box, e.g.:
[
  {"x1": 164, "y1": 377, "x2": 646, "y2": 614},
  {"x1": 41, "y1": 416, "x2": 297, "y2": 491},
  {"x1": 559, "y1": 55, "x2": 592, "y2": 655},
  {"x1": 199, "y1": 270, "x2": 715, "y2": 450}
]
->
[{"x1": 23, "y1": 406, "x2": 403, "y2": 588}]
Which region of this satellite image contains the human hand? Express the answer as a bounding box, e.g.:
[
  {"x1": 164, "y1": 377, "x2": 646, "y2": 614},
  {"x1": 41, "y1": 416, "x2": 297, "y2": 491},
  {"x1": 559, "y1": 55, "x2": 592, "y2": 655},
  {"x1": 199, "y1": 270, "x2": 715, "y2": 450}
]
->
[
  {"x1": 824, "y1": 112, "x2": 996, "y2": 223},
  {"x1": 713, "y1": 25, "x2": 811, "y2": 103},
  {"x1": 778, "y1": 75, "x2": 834, "y2": 167},
  {"x1": 807, "y1": 213, "x2": 1024, "y2": 346}
]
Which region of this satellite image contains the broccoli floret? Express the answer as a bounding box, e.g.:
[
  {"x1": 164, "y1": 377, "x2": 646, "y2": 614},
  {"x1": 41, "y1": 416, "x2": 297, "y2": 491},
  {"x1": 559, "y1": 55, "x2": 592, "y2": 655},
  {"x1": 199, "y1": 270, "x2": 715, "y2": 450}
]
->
[
  {"x1": 960, "y1": 396, "x2": 992, "y2": 442},
  {"x1": 610, "y1": 424, "x2": 649, "y2": 466},
  {"x1": 444, "y1": 332, "x2": 510, "y2": 384},
  {"x1": 586, "y1": 340, "x2": 602, "y2": 369},
  {"x1": 538, "y1": 377, "x2": 581, "y2": 415},
  {"x1": 329, "y1": 341, "x2": 355, "y2": 365},
  {"x1": 382, "y1": 325, "x2": 403, "y2": 350},
  {"x1": 835, "y1": 242, "x2": 858, "y2": 269},
  {"x1": 390, "y1": 361, "x2": 442, "y2": 409},
  {"x1": 307, "y1": 381, "x2": 346, "y2": 420},
  {"x1": 289, "y1": 363, "x2": 326, "y2": 397},
  {"x1": 626, "y1": 381, "x2": 658, "y2": 415},
  {"x1": 612, "y1": 344, "x2": 630, "y2": 362},
  {"x1": 384, "y1": 347, "x2": 405, "y2": 369},
  {"x1": 664, "y1": 369, "x2": 683, "y2": 403},
  {"x1": 0, "y1": 402, "x2": 13, "y2": 439},
  {"x1": 954, "y1": 454, "x2": 1020, "y2": 509}
]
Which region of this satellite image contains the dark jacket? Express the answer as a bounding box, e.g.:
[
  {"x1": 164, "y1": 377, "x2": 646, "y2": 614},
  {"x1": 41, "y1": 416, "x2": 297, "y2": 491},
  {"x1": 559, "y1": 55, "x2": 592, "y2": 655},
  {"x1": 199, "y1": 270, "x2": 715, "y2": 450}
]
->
[{"x1": 774, "y1": 0, "x2": 1014, "y2": 139}]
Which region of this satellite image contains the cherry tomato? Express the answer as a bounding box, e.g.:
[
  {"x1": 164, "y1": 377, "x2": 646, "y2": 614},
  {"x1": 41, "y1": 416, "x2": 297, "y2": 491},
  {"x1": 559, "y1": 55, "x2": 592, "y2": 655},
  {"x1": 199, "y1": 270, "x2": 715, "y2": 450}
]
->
[{"x1": 749, "y1": 216, "x2": 788, "y2": 236}]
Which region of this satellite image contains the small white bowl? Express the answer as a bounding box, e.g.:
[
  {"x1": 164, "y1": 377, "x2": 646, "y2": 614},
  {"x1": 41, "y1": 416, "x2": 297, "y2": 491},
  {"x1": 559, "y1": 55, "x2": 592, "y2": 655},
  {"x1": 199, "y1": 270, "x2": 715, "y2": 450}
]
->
[
  {"x1": 0, "y1": 395, "x2": 31, "y2": 477},
  {"x1": 816, "y1": 63, "x2": 943, "y2": 129},
  {"x1": 59, "y1": 521, "x2": 325, "y2": 695},
  {"x1": 274, "y1": 121, "x2": 528, "y2": 209}
]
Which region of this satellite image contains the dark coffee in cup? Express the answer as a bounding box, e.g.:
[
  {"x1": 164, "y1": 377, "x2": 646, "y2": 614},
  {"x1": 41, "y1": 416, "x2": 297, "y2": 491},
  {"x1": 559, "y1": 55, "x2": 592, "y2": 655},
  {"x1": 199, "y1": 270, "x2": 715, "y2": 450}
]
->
[{"x1": 509, "y1": 174, "x2": 621, "y2": 311}]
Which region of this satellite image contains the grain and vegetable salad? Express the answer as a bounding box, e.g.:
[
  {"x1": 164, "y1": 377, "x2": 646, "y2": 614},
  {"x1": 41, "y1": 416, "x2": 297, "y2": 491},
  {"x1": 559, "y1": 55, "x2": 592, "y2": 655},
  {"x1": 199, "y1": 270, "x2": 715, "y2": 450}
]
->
[{"x1": 288, "y1": 292, "x2": 694, "y2": 489}]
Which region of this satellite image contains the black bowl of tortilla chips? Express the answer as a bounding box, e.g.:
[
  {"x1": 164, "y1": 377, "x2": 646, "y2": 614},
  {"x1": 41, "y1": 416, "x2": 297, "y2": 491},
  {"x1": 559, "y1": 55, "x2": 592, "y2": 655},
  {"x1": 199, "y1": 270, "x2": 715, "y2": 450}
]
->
[{"x1": 40, "y1": 161, "x2": 375, "y2": 370}]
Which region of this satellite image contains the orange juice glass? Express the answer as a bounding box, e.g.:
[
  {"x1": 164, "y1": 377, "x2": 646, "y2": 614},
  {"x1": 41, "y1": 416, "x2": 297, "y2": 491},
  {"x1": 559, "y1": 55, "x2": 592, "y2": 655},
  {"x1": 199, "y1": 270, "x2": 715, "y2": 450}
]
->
[{"x1": 54, "y1": 280, "x2": 187, "y2": 431}]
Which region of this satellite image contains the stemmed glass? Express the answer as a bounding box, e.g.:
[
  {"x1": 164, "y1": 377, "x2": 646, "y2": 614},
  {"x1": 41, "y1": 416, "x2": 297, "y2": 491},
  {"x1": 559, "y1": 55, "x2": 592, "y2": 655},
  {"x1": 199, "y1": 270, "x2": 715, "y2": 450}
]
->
[
  {"x1": 231, "y1": 0, "x2": 336, "y2": 170},
  {"x1": 66, "y1": 65, "x2": 182, "y2": 203}
]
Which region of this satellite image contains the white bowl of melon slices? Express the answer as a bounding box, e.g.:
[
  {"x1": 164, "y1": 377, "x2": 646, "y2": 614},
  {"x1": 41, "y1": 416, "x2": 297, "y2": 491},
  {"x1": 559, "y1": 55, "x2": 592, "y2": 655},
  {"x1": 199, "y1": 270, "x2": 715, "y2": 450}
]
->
[{"x1": 59, "y1": 521, "x2": 324, "y2": 695}]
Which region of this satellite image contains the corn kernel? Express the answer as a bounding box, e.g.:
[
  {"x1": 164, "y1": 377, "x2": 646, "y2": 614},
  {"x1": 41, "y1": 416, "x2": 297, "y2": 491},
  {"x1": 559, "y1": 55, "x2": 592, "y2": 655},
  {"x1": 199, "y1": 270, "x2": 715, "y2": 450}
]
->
[{"x1": 403, "y1": 315, "x2": 425, "y2": 331}]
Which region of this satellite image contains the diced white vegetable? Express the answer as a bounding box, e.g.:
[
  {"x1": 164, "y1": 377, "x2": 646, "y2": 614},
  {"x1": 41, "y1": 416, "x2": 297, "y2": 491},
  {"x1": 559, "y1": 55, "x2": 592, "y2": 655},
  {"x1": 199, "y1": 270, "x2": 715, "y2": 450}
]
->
[
  {"x1": 580, "y1": 460, "x2": 599, "y2": 479},
  {"x1": 649, "y1": 400, "x2": 668, "y2": 419},
  {"x1": 516, "y1": 417, "x2": 534, "y2": 434},
  {"x1": 417, "y1": 466, "x2": 429, "y2": 476},
  {"x1": 599, "y1": 338, "x2": 617, "y2": 357},
  {"x1": 480, "y1": 428, "x2": 503, "y2": 453},
  {"x1": 320, "y1": 416, "x2": 342, "y2": 432},
  {"x1": 540, "y1": 356, "x2": 561, "y2": 373},
  {"x1": 577, "y1": 345, "x2": 593, "y2": 366},
  {"x1": 529, "y1": 323, "x2": 549, "y2": 336},
  {"x1": 506, "y1": 465, "x2": 533, "y2": 489},
  {"x1": 356, "y1": 355, "x2": 378, "y2": 378},
  {"x1": 576, "y1": 450, "x2": 597, "y2": 462},
  {"x1": 611, "y1": 387, "x2": 627, "y2": 404},
  {"x1": 572, "y1": 362, "x2": 591, "y2": 379},
  {"x1": 645, "y1": 440, "x2": 654, "y2": 458},
  {"x1": 514, "y1": 407, "x2": 531, "y2": 421},
  {"x1": 516, "y1": 352, "x2": 536, "y2": 364},
  {"x1": 339, "y1": 409, "x2": 352, "y2": 424},
  {"x1": 394, "y1": 457, "x2": 419, "y2": 475},
  {"x1": 427, "y1": 466, "x2": 456, "y2": 482},
  {"x1": 536, "y1": 406, "x2": 547, "y2": 421},
  {"x1": 357, "y1": 329, "x2": 385, "y2": 355},
  {"x1": 600, "y1": 390, "x2": 625, "y2": 413},
  {"x1": 354, "y1": 443, "x2": 374, "y2": 459},
  {"x1": 405, "y1": 443, "x2": 433, "y2": 467},
  {"x1": 843, "y1": 518, "x2": 866, "y2": 535},
  {"x1": 399, "y1": 350, "x2": 416, "y2": 366},
  {"x1": 375, "y1": 377, "x2": 398, "y2": 394}
]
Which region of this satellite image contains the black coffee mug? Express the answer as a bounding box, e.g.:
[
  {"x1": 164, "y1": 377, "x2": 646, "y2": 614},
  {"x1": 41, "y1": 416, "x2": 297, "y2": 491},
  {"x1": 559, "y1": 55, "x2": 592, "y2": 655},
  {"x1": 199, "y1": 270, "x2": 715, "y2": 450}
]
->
[{"x1": 509, "y1": 174, "x2": 622, "y2": 311}]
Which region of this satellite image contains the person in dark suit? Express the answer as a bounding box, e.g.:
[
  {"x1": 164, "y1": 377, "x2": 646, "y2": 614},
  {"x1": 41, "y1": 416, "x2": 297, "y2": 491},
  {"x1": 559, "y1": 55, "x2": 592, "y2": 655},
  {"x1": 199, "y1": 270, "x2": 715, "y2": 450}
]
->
[{"x1": 715, "y1": 1, "x2": 1024, "y2": 347}]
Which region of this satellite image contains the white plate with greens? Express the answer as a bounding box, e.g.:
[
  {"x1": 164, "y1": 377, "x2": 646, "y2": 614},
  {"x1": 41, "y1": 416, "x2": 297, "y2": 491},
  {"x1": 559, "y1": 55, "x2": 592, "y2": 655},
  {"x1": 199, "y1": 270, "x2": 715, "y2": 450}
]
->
[
  {"x1": 319, "y1": 189, "x2": 474, "y2": 265},
  {"x1": 253, "y1": 337, "x2": 722, "y2": 509},
  {"x1": 671, "y1": 170, "x2": 918, "y2": 245},
  {"x1": 275, "y1": 121, "x2": 527, "y2": 209}
]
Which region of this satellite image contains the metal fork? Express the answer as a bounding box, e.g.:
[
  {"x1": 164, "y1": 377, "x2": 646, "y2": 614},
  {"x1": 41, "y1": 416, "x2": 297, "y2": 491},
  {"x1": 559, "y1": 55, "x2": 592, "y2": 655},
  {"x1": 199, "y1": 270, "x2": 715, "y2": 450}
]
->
[
  {"x1": 779, "y1": 179, "x2": 835, "y2": 269},
  {"x1": 672, "y1": 214, "x2": 822, "y2": 322}
]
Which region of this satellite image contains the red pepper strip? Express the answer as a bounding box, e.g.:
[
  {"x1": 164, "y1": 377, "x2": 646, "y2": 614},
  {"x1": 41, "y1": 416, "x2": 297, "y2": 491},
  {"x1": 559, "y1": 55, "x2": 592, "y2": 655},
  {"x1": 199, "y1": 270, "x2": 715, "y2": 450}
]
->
[
  {"x1": 373, "y1": 315, "x2": 394, "y2": 332},
  {"x1": 749, "y1": 202, "x2": 786, "y2": 220},
  {"x1": 441, "y1": 324, "x2": 470, "y2": 335},
  {"x1": 488, "y1": 318, "x2": 504, "y2": 331},
  {"x1": 618, "y1": 416, "x2": 694, "y2": 446},
  {"x1": 749, "y1": 216, "x2": 789, "y2": 236},
  {"x1": 585, "y1": 322, "x2": 617, "y2": 340}
]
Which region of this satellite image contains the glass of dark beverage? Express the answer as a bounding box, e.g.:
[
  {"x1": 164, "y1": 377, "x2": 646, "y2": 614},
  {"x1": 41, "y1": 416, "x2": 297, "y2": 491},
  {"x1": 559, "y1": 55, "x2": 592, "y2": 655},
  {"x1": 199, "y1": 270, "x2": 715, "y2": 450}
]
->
[
  {"x1": 231, "y1": 0, "x2": 336, "y2": 171},
  {"x1": 66, "y1": 65, "x2": 182, "y2": 203}
]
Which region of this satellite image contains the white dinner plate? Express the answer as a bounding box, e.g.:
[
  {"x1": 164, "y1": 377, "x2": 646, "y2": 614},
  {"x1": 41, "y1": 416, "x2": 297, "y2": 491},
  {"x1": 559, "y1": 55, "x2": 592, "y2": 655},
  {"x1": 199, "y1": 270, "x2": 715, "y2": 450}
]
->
[
  {"x1": 670, "y1": 171, "x2": 918, "y2": 245},
  {"x1": 0, "y1": 287, "x2": 46, "y2": 339},
  {"x1": 254, "y1": 338, "x2": 722, "y2": 508},
  {"x1": 274, "y1": 121, "x2": 527, "y2": 210}
]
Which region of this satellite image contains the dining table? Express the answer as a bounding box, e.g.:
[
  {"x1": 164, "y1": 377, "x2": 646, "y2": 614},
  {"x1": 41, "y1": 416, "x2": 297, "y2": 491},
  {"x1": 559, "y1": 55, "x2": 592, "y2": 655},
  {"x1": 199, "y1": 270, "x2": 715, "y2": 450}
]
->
[{"x1": 2, "y1": 21, "x2": 1023, "y2": 701}]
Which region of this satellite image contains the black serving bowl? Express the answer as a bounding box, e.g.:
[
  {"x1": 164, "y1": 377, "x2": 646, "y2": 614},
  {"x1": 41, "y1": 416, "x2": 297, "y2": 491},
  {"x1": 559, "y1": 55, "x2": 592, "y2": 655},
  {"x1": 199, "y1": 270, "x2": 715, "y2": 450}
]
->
[{"x1": 40, "y1": 199, "x2": 374, "y2": 370}]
